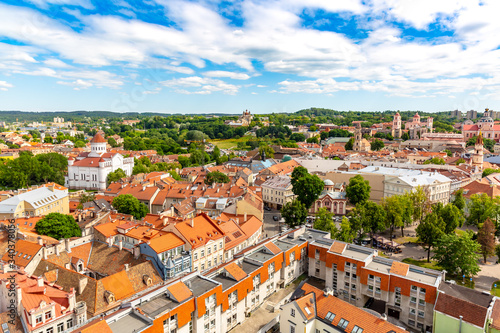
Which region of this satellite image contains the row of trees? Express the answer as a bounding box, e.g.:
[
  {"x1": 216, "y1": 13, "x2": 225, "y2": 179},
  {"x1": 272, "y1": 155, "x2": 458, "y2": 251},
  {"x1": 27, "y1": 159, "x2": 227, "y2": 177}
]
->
[{"x1": 0, "y1": 152, "x2": 67, "y2": 188}]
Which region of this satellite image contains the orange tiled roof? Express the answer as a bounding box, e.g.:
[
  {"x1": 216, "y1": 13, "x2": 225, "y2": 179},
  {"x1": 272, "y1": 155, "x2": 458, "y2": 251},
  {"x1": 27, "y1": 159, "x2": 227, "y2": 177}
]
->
[
  {"x1": 224, "y1": 262, "x2": 247, "y2": 282},
  {"x1": 265, "y1": 242, "x2": 282, "y2": 255},
  {"x1": 295, "y1": 293, "x2": 316, "y2": 321},
  {"x1": 90, "y1": 133, "x2": 107, "y2": 143},
  {"x1": 79, "y1": 318, "x2": 113, "y2": 333},
  {"x1": 147, "y1": 233, "x2": 185, "y2": 254},
  {"x1": 167, "y1": 281, "x2": 193, "y2": 303},
  {"x1": 174, "y1": 214, "x2": 224, "y2": 249},
  {"x1": 1, "y1": 240, "x2": 42, "y2": 268},
  {"x1": 390, "y1": 261, "x2": 409, "y2": 277},
  {"x1": 100, "y1": 270, "x2": 135, "y2": 300},
  {"x1": 329, "y1": 241, "x2": 346, "y2": 254}
]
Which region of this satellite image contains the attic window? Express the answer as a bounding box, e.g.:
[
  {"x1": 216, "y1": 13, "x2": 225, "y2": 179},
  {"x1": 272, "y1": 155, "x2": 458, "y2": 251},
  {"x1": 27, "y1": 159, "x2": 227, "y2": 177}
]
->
[{"x1": 304, "y1": 307, "x2": 311, "y2": 315}]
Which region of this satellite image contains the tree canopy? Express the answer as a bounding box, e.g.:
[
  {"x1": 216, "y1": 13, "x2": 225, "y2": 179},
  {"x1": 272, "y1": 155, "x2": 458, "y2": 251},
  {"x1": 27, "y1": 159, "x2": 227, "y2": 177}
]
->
[
  {"x1": 205, "y1": 171, "x2": 230, "y2": 185},
  {"x1": 107, "y1": 168, "x2": 127, "y2": 186},
  {"x1": 290, "y1": 166, "x2": 324, "y2": 209},
  {"x1": 35, "y1": 213, "x2": 82, "y2": 240},
  {"x1": 477, "y1": 218, "x2": 496, "y2": 263},
  {"x1": 416, "y1": 212, "x2": 444, "y2": 262},
  {"x1": 281, "y1": 199, "x2": 308, "y2": 228},
  {"x1": 345, "y1": 175, "x2": 371, "y2": 205},
  {"x1": 112, "y1": 194, "x2": 149, "y2": 219},
  {"x1": 433, "y1": 231, "x2": 481, "y2": 277}
]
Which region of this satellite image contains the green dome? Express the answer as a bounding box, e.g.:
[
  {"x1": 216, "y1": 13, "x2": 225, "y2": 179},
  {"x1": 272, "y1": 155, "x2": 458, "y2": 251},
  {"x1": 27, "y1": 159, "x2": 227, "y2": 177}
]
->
[{"x1": 282, "y1": 155, "x2": 292, "y2": 162}]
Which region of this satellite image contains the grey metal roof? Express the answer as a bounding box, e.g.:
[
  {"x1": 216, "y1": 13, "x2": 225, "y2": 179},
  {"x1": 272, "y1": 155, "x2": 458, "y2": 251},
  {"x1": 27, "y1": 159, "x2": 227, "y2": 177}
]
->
[{"x1": 0, "y1": 187, "x2": 67, "y2": 213}]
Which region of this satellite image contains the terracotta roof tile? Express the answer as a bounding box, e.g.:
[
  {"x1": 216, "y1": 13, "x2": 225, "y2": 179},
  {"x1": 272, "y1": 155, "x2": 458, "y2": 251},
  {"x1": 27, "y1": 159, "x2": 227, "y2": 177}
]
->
[
  {"x1": 265, "y1": 242, "x2": 282, "y2": 255},
  {"x1": 167, "y1": 281, "x2": 193, "y2": 303},
  {"x1": 224, "y1": 262, "x2": 247, "y2": 282},
  {"x1": 90, "y1": 133, "x2": 107, "y2": 143},
  {"x1": 435, "y1": 292, "x2": 489, "y2": 328},
  {"x1": 490, "y1": 300, "x2": 500, "y2": 330},
  {"x1": 100, "y1": 270, "x2": 135, "y2": 300},
  {"x1": 1, "y1": 239, "x2": 42, "y2": 268},
  {"x1": 295, "y1": 293, "x2": 316, "y2": 321},
  {"x1": 78, "y1": 318, "x2": 113, "y2": 333},
  {"x1": 147, "y1": 233, "x2": 185, "y2": 254},
  {"x1": 390, "y1": 261, "x2": 409, "y2": 277},
  {"x1": 329, "y1": 241, "x2": 346, "y2": 254},
  {"x1": 174, "y1": 214, "x2": 224, "y2": 249}
]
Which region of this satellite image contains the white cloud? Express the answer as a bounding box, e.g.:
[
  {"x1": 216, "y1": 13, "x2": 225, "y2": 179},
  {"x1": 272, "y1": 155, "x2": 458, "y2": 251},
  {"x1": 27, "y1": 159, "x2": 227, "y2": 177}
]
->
[
  {"x1": 57, "y1": 79, "x2": 93, "y2": 90},
  {"x1": 203, "y1": 71, "x2": 250, "y2": 80},
  {"x1": 26, "y1": 0, "x2": 94, "y2": 9},
  {"x1": 0, "y1": 81, "x2": 13, "y2": 91},
  {"x1": 43, "y1": 58, "x2": 72, "y2": 68},
  {"x1": 160, "y1": 76, "x2": 239, "y2": 95}
]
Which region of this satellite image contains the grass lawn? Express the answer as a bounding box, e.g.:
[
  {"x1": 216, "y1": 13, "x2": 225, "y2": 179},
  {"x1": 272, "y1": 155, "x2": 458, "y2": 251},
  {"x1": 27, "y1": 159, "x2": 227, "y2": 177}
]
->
[
  {"x1": 393, "y1": 236, "x2": 419, "y2": 244},
  {"x1": 402, "y1": 258, "x2": 443, "y2": 270},
  {"x1": 209, "y1": 136, "x2": 251, "y2": 149},
  {"x1": 491, "y1": 281, "x2": 500, "y2": 296}
]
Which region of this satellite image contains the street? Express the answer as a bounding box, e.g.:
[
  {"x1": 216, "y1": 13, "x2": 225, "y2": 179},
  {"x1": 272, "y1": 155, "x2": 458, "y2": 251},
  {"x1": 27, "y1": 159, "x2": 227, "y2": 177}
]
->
[{"x1": 263, "y1": 207, "x2": 282, "y2": 238}]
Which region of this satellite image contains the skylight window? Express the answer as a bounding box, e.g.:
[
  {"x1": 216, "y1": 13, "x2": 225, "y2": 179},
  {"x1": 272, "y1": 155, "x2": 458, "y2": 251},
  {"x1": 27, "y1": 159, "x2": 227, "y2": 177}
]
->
[
  {"x1": 304, "y1": 307, "x2": 311, "y2": 315},
  {"x1": 325, "y1": 312, "x2": 335, "y2": 322}
]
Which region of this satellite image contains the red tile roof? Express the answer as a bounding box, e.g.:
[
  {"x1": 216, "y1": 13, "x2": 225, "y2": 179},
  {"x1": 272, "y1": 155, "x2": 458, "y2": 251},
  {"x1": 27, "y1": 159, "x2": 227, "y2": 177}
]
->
[
  {"x1": 174, "y1": 214, "x2": 224, "y2": 249},
  {"x1": 147, "y1": 233, "x2": 185, "y2": 254},
  {"x1": 1, "y1": 240, "x2": 42, "y2": 268},
  {"x1": 435, "y1": 292, "x2": 489, "y2": 328},
  {"x1": 90, "y1": 133, "x2": 107, "y2": 143},
  {"x1": 390, "y1": 261, "x2": 409, "y2": 277},
  {"x1": 224, "y1": 262, "x2": 247, "y2": 281},
  {"x1": 167, "y1": 281, "x2": 193, "y2": 303}
]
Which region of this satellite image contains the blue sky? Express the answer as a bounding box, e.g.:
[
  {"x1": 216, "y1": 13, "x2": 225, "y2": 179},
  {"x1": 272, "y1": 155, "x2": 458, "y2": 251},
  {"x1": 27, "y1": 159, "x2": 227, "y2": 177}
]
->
[{"x1": 0, "y1": 0, "x2": 499, "y2": 114}]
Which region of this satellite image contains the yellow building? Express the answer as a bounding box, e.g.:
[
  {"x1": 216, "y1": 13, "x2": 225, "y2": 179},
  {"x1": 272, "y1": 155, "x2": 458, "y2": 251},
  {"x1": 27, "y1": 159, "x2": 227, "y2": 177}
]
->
[{"x1": 0, "y1": 186, "x2": 69, "y2": 219}]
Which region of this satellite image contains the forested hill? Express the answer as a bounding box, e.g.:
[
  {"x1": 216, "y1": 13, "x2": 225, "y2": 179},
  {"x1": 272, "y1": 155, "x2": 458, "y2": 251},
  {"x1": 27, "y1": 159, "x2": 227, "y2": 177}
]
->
[{"x1": 0, "y1": 110, "x2": 230, "y2": 123}]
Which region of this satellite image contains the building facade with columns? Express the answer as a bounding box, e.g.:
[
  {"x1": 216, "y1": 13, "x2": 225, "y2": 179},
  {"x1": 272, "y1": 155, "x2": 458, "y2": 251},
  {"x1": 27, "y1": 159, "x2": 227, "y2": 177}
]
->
[{"x1": 66, "y1": 133, "x2": 134, "y2": 191}]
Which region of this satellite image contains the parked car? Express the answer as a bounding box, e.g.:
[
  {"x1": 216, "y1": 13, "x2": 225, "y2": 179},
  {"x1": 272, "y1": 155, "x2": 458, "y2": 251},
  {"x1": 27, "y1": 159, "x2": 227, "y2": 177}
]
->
[
  {"x1": 273, "y1": 215, "x2": 280, "y2": 221},
  {"x1": 264, "y1": 206, "x2": 271, "y2": 211}
]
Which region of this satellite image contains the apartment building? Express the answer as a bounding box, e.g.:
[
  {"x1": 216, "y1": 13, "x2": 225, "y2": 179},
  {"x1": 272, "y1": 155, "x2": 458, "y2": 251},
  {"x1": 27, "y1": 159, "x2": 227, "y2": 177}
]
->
[
  {"x1": 261, "y1": 175, "x2": 295, "y2": 209},
  {"x1": 165, "y1": 214, "x2": 225, "y2": 273},
  {"x1": 0, "y1": 186, "x2": 69, "y2": 219},
  {"x1": 0, "y1": 268, "x2": 87, "y2": 333},
  {"x1": 308, "y1": 236, "x2": 444, "y2": 332},
  {"x1": 280, "y1": 282, "x2": 406, "y2": 333},
  {"x1": 88, "y1": 228, "x2": 310, "y2": 333}
]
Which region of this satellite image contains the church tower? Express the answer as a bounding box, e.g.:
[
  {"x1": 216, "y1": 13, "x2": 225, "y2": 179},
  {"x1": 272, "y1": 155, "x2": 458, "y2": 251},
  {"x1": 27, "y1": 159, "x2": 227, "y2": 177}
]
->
[
  {"x1": 353, "y1": 123, "x2": 363, "y2": 152},
  {"x1": 393, "y1": 112, "x2": 402, "y2": 138},
  {"x1": 472, "y1": 132, "x2": 484, "y2": 171},
  {"x1": 88, "y1": 133, "x2": 107, "y2": 157}
]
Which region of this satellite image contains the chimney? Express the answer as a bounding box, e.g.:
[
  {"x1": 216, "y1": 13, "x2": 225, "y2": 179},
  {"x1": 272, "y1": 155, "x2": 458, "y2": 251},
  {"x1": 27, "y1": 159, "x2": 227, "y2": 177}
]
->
[
  {"x1": 124, "y1": 263, "x2": 129, "y2": 272},
  {"x1": 55, "y1": 245, "x2": 60, "y2": 256},
  {"x1": 244, "y1": 213, "x2": 247, "y2": 221},
  {"x1": 43, "y1": 247, "x2": 48, "y2": 260},
  {"x1": 236, "y1": 218, "x2": 240, "y2": 224},
  {"x1": 118, "y1": 240, "x2": 123, "y2": 251},
  {"x1": 78, "y1": 277, "x2": 88, "y2": 295},
  {"x1": 133, "y1": 246, "x2": 140, "y2": 260},
  {"x1": 37, "y1": 236, "x2": 43, "y2": 246},
  {"x1": 190, "y1": 218, "x2": 194, "y2": 228},
  {"x1": 65, "y1": 238, "x2": 71, "y2": 253},
  {"x1": 37, "y1": 276, "x2": 44, "y2": 287},
  {"x1": 107, "y1": 237, "x2": 113, "y2": 247}
]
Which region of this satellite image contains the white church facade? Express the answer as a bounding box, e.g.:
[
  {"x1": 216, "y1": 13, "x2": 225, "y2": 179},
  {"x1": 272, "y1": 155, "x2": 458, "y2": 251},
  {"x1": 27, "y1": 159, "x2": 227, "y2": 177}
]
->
[{"x1": 66, "y1": 133, "x2": 134, "y2": 191}]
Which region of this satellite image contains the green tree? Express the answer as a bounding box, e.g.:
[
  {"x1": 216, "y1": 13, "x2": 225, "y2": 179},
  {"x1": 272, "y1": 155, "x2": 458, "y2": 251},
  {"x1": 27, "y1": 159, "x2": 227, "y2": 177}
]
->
[
  {"x1": 443, "y1": 149, "x2": 452, "y2": 157},
  {"x1": 455, "y1": 158, "x2": 466, "y2": 165},
  {"x1": 438, "y1": 203, "x2": 464, "y2": 234},
  {"x1": 79, "y1": 192, "x2": 96, "y2": 204},
  {"x1": 370, "y1": 139, "x2": 385, "y2": 151},
  {"x1": 402, "y1": 132, "x2": 410, "y2": 141},
  {"x1": 290, "y1": 166, "x2": 324, "y2": 209},
  {"x1": 35, "y1": 213, "x2": 82, "y2": 240},
  {"x1": 44, "y1": 136, "x2": 53, "y2": 143},
  {"x1": 190, "y1": 149, "x2": 206, "y2": 166},
  {"x1": 416, "y1": 212, "x2": 444, "y2": 262},
  {"x1": 258, "y1": 144, "x2": 274, "y2": 159},
  {"x1": 306, "y1": 137, "x2": 318, "y2": 144},
  {"x1": 205, "y1": 171, "x2": 230, "y2": 185},
  {"x1": 290, "y1": 133, "x2": 306, "y2": 142},
  {"x1": 466, "y1": 193, "x2": 496, "y2": 227},
  {"x1": 482, "y1": 168, "x2": 498, "y2": 178},
  {"x1": 74, "y1": 140, "x2": 86, "y2": 148},
  {"x1": 345, "y1": 175, "x2": 371, "y2": 205},
  {"x1": 344, "y1": 137, "x2": 354, "y2": 150},
  {"x1": 353, "y1": 201, "x2": 386, "y2": 247},
  {"x1": 313, "y1": 207, "x2": 334, "y2": 232},
  {"x1": 382, "y1": 195, "x2": 404, "y2": 240},
  {"x1": 399, "y1": 193, "x2": 414, "y2": 237},
  {"x1": 409, "y1": 186, "x2": 430, "y2": 223},
  {"x1": 178, "y1": 155, "x2": 191, "y2": 168},
  {"x1": 108, "y1": 137, "x2": 118, "y2": 147},
  {"x1": 112, "y1": 194, "x2": 149, "y2": 219},
  {"x1": 211, "y1": 146, "x2": 221, "y2": 164},
  {"x1": 281, "y1": 199, "x2": 308, "y2": 228},
  {"x1": 334, "y1": 216, "x2": 356, "y2": 243},
  {"x1": 423, "y1": 157, "x2": 446, "y2": 165},
  {"x1": 477, "y1": 218, "x2": 496, "y2": 263},
  {"x1": 107, "y1": 168, "x2": 127, "y2": 185},
  {"x1": 452, "y1": 189, "x2": 466, "y2": 212},
  {"x1": 433, "y1": 232, "x2": 480, "y2": 277}
]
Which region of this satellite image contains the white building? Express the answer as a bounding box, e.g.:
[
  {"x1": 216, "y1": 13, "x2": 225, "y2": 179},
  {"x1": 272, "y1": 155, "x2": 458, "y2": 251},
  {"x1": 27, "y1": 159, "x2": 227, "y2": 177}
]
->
[
  {"x1": 261, "y1": 175, "x2": 296, "y2": 210},
  {"x1": 66, "y1": 133, "x2": 134, "y2": 191}
]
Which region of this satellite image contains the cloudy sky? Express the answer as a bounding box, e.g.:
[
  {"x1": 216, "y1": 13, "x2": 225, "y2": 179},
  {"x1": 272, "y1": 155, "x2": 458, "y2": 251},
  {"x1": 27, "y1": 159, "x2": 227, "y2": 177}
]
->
[{"x1": 0, "y1": 0, "x2": 499, "y2": 113}]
